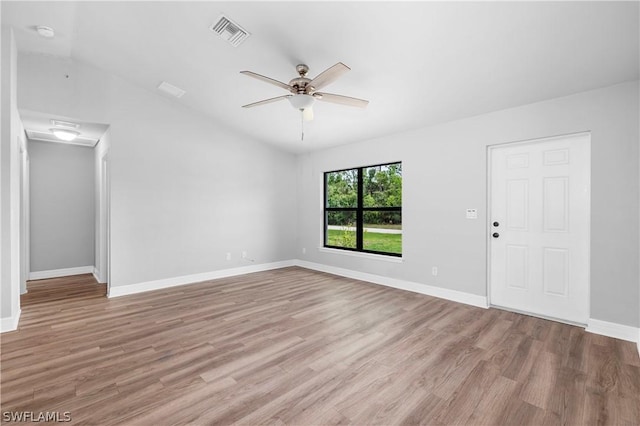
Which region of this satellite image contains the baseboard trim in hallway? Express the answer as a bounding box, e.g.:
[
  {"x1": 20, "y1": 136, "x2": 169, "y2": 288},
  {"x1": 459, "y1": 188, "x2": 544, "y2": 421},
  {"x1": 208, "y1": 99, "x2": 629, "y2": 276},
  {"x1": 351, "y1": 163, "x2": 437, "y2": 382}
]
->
[
  {"x1": 29, "y1": 266, "x2": 94, "y2": 280},
  {"x1": 0, "y1": 308, "x2": 21, "y2": 333}
]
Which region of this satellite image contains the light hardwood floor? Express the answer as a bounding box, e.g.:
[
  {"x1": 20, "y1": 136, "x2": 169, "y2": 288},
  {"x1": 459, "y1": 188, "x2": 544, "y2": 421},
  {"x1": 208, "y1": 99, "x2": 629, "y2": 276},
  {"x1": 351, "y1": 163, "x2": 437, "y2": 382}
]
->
[{"x1": 1, "y1": 267, "x2": 639, "y2": 425}]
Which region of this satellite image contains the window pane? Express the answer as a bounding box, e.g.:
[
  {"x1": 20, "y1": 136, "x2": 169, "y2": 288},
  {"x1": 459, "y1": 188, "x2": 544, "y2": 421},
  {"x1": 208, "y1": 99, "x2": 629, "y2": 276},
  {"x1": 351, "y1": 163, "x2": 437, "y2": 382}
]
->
[
  {"x1": 326, "y1": 211, "x2": 356, "y2": 249},
  {"x1": 326, "y1": 169, "x2": 358, "y2": 208},
  {"x1": 363, "y1": 216, "x2": 402, "y2": 254},
  {"x1": 363, "y1": 163, "x2": 402, "y2": 208}
]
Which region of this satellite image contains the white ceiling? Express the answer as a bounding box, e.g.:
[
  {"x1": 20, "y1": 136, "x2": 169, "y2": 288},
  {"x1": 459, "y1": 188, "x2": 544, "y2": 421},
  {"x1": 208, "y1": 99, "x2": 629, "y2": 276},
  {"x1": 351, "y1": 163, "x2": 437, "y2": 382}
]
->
[{"x1": 3, "y1": 1, "x2": 639, "y2": 153}]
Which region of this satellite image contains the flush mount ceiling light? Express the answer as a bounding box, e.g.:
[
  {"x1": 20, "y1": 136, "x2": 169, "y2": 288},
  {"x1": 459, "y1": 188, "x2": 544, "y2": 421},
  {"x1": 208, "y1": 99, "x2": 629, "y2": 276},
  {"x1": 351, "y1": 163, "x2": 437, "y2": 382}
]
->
[
  {"x1": 36, "y1": 25, "x2": 55, "y2": 38},
  {"x1": 50, "y1": 128, "x2": 80, "y2": 141}
]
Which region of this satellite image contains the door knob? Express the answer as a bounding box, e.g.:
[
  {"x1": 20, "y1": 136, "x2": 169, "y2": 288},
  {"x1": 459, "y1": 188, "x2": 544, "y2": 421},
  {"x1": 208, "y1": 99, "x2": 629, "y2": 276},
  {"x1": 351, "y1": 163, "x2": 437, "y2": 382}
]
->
[
  {"x1": 492, "y1": 232, "x2": 499, "y2": 238},
  {"x1": 493, "y1": 221, "x2": 499, "y2": 227}
]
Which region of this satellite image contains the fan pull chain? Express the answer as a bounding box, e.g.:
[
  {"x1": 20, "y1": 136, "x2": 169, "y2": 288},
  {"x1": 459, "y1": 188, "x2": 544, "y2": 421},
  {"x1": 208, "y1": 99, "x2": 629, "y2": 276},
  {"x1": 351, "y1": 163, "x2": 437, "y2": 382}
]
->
[{"x1": 301, "y1": 110, "x2": 304, "y2": 141}]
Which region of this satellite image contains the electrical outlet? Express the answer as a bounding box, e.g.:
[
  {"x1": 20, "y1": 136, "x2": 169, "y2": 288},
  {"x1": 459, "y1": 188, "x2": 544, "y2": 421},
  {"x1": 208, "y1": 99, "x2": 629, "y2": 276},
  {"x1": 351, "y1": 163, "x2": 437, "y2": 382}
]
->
[
  {"x1": 226, "y1": 252, "x2": 231, "y2": 261},
  {"x1": 432, "y1": 267, "x2": 438, "y2": 276},
  {"x1": 302, "y1": 247, "x2": 306, "y2": 254},
  {"x1": 242, "y1": 251, "x2": 247, "y2": 259}
]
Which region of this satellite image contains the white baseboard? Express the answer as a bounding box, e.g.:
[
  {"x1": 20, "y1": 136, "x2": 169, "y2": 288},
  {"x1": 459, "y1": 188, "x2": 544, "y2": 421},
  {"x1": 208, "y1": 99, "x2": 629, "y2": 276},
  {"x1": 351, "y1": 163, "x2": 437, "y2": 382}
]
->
[
  {"x1": 294, "y1": 260, "x2": 489, "y2": 309},
  {"x1": 92, "y1": 267, "x2": 106, "y2": 284},
  {"x1": 29, "y1": 266, "x2": 94, "y2": 281},
  {"x1": 0, "y1": 308, "x2": 21, "y2": 333},
  {"x1": 300, "y1": 260, "x2": 640, "y2": 345},
  {"x1": 108, "y1": 260, "x2": 296, "y2": 298},
  {"x1": 586, "y1": 318, "x2": 640, "y2": 343}
]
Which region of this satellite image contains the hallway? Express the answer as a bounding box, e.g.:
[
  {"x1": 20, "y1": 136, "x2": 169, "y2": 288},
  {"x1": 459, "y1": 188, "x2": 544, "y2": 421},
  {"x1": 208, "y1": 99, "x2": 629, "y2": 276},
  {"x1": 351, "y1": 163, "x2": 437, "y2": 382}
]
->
[{"x1": 21, "y1": 274, "x2": 106, "y2": 307}]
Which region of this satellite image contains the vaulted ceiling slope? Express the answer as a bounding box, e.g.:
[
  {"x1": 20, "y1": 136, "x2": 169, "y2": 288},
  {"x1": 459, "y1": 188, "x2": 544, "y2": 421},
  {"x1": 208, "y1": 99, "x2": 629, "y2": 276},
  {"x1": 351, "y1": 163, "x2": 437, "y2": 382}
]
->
[{"x1": 3, "y1": 1, "x2": 639, "y2": 153}]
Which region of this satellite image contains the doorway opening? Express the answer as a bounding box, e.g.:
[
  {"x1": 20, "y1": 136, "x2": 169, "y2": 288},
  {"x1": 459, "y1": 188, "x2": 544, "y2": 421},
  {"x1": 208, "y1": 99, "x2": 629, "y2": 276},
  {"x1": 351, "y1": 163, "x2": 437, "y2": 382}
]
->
[{"x1": 19, "y1": 110, "x2": 111, "y2": 301}]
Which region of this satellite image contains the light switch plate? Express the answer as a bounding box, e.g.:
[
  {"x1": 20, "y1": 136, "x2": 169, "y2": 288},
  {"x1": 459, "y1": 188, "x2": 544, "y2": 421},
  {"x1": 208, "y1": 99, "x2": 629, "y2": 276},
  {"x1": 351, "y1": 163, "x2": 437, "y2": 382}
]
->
[{"x1": 466, "y1": 209, "x2": 478, "y2": 219}]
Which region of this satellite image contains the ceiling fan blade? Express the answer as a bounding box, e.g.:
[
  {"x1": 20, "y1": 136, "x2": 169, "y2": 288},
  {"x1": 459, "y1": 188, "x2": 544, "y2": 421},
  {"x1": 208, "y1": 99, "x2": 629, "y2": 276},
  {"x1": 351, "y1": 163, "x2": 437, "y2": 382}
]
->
[
  {"x1": 314, "y1": 92, "x2": 369, "y2": 108},
  {"x1": 242, "y1": 95, "x2": 291, "y2": 108},
  {"x1": 302, "y1": 107, "x2": 314, "y2": 121},
  {"x1": 307, "y1": 62, "x2": 350, "y2": 92},
  {"x1": 240, "y1": 71, "x2": 292, "y2": 92}
]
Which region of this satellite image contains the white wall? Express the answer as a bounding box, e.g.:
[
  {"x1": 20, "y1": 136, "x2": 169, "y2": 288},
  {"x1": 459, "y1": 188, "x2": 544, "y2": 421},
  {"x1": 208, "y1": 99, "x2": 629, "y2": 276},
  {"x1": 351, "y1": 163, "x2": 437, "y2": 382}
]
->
[
  {"x1": 0, "y1": 26, "x2": 23, "y2": 331},
  {"x1": 17, "y1": 53, "x2": 297, "y2": 290},
  {"x1": 29, "y1": 140, "x2": 95, "y2": 273},
  {"x1": 297, "y1": 80, "x2": 640, "y2": 328}
]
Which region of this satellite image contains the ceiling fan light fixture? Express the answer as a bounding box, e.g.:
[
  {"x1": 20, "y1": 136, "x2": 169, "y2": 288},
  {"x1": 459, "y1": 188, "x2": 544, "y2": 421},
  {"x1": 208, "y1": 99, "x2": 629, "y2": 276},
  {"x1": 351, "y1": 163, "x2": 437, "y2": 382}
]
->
[
  {"x1": 288, "y1": 94, "x2": 315, "y2": 111},
  {"x1": 302, "y1": 108, "x2": 314, "y2": 121},
  {"x1": 50, "y1": 128, "x2": 80, "y2": 141}
]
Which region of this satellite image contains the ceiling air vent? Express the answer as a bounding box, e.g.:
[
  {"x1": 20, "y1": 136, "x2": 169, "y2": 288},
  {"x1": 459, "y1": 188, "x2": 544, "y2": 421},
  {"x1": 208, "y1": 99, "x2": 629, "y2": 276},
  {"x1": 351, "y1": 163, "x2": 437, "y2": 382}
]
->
[
  {"x1": 157, "y1": 81, "x2": 186, "y2": 98},
  {"x1": 210, "y1": 15, "x2": 250, "y2": 47},
  {"x1": 50, "y1": 119, "x2": 80, "y2": 129}
]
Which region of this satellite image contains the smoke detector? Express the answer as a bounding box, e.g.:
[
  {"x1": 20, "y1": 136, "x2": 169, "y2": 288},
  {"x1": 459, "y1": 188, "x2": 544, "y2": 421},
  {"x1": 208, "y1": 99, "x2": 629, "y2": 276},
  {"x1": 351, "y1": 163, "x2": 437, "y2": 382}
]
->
[
  {"x1": 210, "y1": 15, "x2": 250, "y2": 47},
  {"x1": 36, "y1": 26, "x2": 55, "y2": 38}
]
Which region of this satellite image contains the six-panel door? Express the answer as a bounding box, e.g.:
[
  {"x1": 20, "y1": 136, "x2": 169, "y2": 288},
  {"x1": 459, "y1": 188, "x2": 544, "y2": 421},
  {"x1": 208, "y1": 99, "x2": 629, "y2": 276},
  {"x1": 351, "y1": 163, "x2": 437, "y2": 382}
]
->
[{"x1": 489, "y1": 133, "x2": 590, "y2": 324}]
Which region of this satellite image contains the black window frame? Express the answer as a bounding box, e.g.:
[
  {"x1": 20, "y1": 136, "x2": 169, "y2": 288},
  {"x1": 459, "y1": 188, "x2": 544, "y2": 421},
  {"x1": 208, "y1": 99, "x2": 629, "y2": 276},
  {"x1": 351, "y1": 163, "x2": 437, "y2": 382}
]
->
[{"x1": 324, "y1": 161, "x2": 402, "y2": 257}]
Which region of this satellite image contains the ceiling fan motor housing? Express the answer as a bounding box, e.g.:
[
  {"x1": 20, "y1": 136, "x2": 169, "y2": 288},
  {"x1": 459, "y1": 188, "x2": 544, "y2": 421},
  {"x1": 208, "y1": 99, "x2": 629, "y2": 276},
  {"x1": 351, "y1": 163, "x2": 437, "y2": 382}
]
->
[
  {"x1": 289, "y1": 64, "x2": 316, "y2": 93},
  {"x1": 289, "y1": 77, "x2": 312, "y2": 94}
]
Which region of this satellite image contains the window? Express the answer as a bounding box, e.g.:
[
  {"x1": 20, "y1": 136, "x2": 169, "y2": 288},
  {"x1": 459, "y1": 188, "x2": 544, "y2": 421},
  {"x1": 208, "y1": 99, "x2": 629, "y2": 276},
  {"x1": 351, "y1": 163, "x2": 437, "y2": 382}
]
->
[{"x1": 324, "y1": 162, "x2": 402, "y2": 256}]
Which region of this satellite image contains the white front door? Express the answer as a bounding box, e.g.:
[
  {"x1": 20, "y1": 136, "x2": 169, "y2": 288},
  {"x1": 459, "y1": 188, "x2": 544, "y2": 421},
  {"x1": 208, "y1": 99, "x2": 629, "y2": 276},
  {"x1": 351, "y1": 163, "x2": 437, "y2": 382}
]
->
[{"x1": 489, "y1": 133, "x2": 590, "y2": 324}]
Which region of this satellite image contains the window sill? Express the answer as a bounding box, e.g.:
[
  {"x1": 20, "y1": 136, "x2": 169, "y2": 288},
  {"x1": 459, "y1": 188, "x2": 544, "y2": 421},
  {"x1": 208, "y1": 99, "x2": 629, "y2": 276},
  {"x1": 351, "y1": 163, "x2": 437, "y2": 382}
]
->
[{"x1": 317, "y1": 247, "x2": 404, "y2": 263}]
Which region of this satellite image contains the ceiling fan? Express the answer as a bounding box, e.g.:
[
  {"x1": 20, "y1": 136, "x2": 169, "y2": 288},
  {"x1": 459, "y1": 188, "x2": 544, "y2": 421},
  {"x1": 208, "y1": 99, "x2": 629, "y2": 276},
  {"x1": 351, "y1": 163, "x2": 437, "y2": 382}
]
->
[{"x1": 240, "y1": 62, "x2": 369, "y2": 122}]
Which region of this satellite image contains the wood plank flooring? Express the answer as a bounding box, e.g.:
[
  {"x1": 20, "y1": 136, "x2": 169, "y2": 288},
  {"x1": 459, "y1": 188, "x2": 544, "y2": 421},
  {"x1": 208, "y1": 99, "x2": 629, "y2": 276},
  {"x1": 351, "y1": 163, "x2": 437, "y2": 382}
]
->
[{"x1": 1, "y1": 267, "x2": 638, "y2": 425}]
